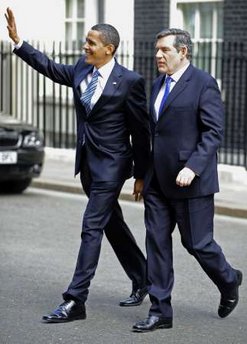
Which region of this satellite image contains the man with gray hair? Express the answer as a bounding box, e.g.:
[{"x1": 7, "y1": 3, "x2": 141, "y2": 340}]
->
[{"x1": 132, "y1": 28, "x2": 242, "y2": 332}]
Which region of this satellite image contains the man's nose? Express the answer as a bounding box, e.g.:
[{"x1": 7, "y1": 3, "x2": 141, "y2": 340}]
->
[{"x1": 156, "y1": 49, "x2": 163, "y2": 58}]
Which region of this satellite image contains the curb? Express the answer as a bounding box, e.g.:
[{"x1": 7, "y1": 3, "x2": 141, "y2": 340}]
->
[
  {"x1": 32, "y1": 179, "x2": 82, "y2": 195},
  {"x1": 215, "y1": 205, "x2": 247, "y2": 219},
  {"x1": 31, "y1": 179, "x2": 135, "y2": 202},
  {"x1": 31, "y1": 179, "x2": 247, "y2": 219}
]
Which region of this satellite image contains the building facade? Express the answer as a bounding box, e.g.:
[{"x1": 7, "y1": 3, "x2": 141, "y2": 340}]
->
[
  {"x1": 0, "y1": 0, "x2": 134, "y2": 46},
  {"x1": 134, "y1": 0, "x2": 247, "y2": 46},
  {"x1": 134, "y1": 0, "x2": 247, "y2": 167},
  {"x1": 1, "y1": 0, "x2": 247, "y2": 166}
]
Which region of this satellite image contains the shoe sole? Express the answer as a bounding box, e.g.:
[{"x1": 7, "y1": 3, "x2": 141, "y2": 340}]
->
[
  {"x1": 42, "y1": 315, "x2": 86, "y2": 323},
  {"x1": 119, "y1": 294, "x2": 148, "y2": 307},
  {"x1": 132, "y1": 323, "x2": 173, "y2": 333},
  {"x1": 238, "y1": 271, "x2": 243, "y2": 286},
  {"x1": 119, "y1": 300, "x2": 144, "y2": 307}
]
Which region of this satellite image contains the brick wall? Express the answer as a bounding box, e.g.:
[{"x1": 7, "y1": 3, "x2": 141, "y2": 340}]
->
[
  {"x1": 222, "y1": 0, "x2": 247, "y2": 163},
  {"x1": 224, "y1": 0, "x2": 247, "y2": 42},
  {"x1": 134, "y1": 0, "x2": 170, "y2": 98},
  {"x1": 134, "y1": 0, "x2": 170, "y2": 42}
]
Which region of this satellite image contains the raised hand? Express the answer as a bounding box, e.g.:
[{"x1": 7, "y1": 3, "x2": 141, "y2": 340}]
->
[{"x1": 5, "y1": 7, "x2": 20, "y2": 44}]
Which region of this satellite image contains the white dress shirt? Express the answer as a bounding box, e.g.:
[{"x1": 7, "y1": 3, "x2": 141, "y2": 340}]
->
[
  {"x1": 154, "y1": 62, "x2": 190, "y2": 119},
  {"x1": 80, "y1": 58, "x2": 116, "y2": 108}
]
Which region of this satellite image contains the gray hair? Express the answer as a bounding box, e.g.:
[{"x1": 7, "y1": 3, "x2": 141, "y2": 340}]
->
[
  {"x1": 156, "y1": 28, "x2": 193, "y2": 60},
  {"x1": 91, "y1": 23, "x2": 120, "y2": 54}
]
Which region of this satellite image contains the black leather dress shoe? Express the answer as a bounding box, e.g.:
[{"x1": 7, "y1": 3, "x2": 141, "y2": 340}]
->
[
  {"x1": 132, "y1": 315, "x2": 173, "y2": 332},
  {"x1": 42, "y1": 300, "x2": 86, "y2": 323},
  {"x1": 218, "y1": 269, "x2": 243, "y2": 318},
  {"x1": 119, "y1": 287, "x2": 148, "y2": 307}
]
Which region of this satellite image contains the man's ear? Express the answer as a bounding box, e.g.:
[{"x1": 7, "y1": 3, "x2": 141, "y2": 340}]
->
[
  {"x1": 180, "y1": 46, "x2": 188, "y2": 59},
  {"x1": 105, "y1": 44, "x2": 115, "y2": 56}
]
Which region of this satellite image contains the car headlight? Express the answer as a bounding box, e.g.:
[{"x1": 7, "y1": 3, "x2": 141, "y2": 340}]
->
[{"x1": 22, "y1": 131, "x2": 44, "y2": 148}]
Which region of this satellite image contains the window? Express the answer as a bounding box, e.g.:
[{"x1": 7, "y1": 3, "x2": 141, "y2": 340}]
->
[
  {"x1": 177, "y1": 2, "x2": 223, "y2": 40},
  {"x1": 65, "y1": 0, "x2": 85, "y2": 46},
  {"x1": 171, "y1": 1, "x2": 223, "y2": 80}
]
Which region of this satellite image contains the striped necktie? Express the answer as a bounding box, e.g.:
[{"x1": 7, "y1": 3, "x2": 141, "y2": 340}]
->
[
  {"x1": 158, "y1": 75, "x2": 173, "y2": 116},
  {"x1": 80, "y1": 70, "x2": 100, "y2": 114}
]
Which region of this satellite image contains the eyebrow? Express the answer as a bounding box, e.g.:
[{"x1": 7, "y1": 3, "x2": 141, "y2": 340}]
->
[
  {"x1": 156, "y1": 46, "x2": 172, "y2": 51},
  {"x1": 86, "y1": 37, "x2": 97, "y2": 45}
]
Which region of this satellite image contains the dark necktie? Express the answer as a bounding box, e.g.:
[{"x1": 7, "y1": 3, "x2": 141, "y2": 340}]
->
[
  {"x1": 158, "y1": 75, "x2": 173, "y2": 116},
  {"x1": 80, "y1": 70, "x2": 100, "y2": 114}
]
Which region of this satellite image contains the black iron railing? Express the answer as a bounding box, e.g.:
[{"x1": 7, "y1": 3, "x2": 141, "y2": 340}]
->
[{"x1": 0, "y1": 40, "x2": 247, "y2": 168}]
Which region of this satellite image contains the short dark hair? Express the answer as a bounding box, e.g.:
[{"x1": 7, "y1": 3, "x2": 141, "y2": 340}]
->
[
  {"x1": 156, "y1": 28, "x2": 193, "y2": 60},
  {"x1": 91, "y1": 23, "x2": 120, "y2": 54}
]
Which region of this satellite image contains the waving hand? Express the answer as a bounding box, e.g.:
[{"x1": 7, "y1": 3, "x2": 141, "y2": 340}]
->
[{"x1": 5, "y1": 7, "x2": 20, "y2": 44}]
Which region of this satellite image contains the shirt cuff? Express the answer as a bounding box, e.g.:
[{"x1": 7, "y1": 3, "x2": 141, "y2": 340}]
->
[{"x1": 14, "y1": 39, "x2": 23, "y2": 50}]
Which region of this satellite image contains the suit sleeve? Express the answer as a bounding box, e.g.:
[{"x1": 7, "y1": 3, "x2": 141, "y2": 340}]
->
[
  {"x1": 185, "y1": 76, "x2": 224, "y2": 175},
  {"x1": 14, "y1": 41, "x2": 74, "y2": 86},
  {"x1": 124, "y1": 76, "x2": 151, "y2": 179}
]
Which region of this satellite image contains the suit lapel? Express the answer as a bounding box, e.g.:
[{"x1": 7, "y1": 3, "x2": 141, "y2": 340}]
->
[
  {"x1": 74, "y1": 63, "x2": 93, "y2": 118},
  {"x1": 88, "y1": 61, "x2": 122, "y2": 116},
  {"x1": 150, "y1": 75, "x2": 164, "y2": 123},
  {"x1": 157, "y1": 64, "x2": 194, "y2": 117},
  {"x1": 75, "y1": 64, "x2": 93, "y2": 90}
]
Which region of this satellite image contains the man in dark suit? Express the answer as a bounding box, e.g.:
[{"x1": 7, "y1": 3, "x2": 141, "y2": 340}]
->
[
  {"x1": 5, "y1": 8, "x2": 150, "y2": 322},
  {"x1": 132, "y1": 28, "x2": 242, "y2": 333}
]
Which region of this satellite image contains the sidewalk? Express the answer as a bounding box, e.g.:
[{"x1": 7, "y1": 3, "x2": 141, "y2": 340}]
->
[{"x1": 31, "y1": 147, "x2": 247, "y2": 219}]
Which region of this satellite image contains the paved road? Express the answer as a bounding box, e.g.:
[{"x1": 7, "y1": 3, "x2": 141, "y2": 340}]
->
[{"x1": 0, "y1": 188, "x2": 246, "y2": 344}]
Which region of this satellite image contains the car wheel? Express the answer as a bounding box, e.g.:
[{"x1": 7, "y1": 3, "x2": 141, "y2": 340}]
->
[{"x1": 1, "y1": 178, "x2": 32, "y2": 194}]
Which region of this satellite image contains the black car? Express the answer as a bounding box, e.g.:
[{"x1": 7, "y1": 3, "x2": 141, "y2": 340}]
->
[{"x1": 0, "y1": 113, "x2": 45, "y2": 193}]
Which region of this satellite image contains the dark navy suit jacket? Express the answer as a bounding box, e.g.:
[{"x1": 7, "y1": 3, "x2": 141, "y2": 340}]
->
[
  {"x1": 145, "y1": 64, "x2": 224, "y2": 198},
  {"x1": 15, "y1": 42, "x2": 150, "y2": 182}
]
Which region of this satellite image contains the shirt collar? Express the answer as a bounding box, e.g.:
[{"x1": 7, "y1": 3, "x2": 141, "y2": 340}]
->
[
  {"x1": 169, "y1": 62, "x2": 190, "y2": 82},
  {"x1": 94, "y1": 58, "x2": 116, "y2": 80}
]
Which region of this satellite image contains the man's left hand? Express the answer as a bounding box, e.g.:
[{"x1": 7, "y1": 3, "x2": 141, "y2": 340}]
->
[
  {"x1": 133, "y1": 179, "x2": 144, "y2": 201},
  {"x1": 176, "y1": 167, "x2": 196, "y2": 187}
]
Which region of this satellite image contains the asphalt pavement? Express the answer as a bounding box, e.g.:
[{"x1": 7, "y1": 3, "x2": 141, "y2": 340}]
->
[
  {"x1": 32, "y1": 147, "x2": 247, "y2": 219},
  {"x1": 1, "y1": 188, "x2": 247, "y2": 344},
  {"x1": 1, "y1": 147, "x2": 247, "y2": 344}
]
